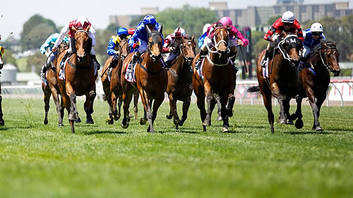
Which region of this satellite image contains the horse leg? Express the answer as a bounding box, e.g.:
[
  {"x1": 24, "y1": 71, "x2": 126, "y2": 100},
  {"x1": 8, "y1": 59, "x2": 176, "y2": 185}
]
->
[
  {"x1": 166, "y1": 94, "x2": 174, "y2": 120},
  {"x1": 203, "y1": 82, "x2": 213, "y2": 127},
  {"x1": 43, "y1": 87, "x2": 51, "y2": 125},
  {"x1": 195, "y1": 91, "x2": 206, "y2": 131},
  {"x1": 133, "y1": 91, "x2": 139, "y2": 120},
  {"x1": 168, "y1": 94, "x2": 180, "y2": 129},
  {"x1": 85, "y1": 90, "x2": 96, "y2": 124},
  {"x1": 216, "y1": 99, "x2": 222, "y2": 121},
  {"x1": 226, "y1": 94, "x2": 235, "y2": 118},
  {"x1": 179, "y1": 97, "x2": 191, "y2": 126},
  {"x1": 283, "y1": 98, "x2": 293, "y2": 125},
  {"x1": 66, "y1": 83, "x2": 77, "y2": 133},
  {"x1": 220, "y1": 94, "x2": 230, "y2": 132},
  {"x1": 292, "y1": 95, "x2": 304, "y2": 129},
  {"x1": 313, "y1": 95, "x2": 325, "y2": 131},
  {"x1": 307, "y1": 88, "x2": 323, "y2": 131},
  {"x1": 261, "y1": 84, "x2": 275, "y2": 133},
  {"x1": 49, "y1": 85, "x2": 61, "y2": 126},
  {"x1": 0, "y1": 95, "x2": 4, "y2": 126},
  {"x1": 111, "y1": 91, "x2": 119, "y2": 121},
  {"x1": 150, "y1": 96, "x2": 164, "y2": 132},
  {"x1": 146, "y1": 98, "x2": 153, "y2": 132},
  {"x1": 121, "y1": 90, "x2": 132, "y2": 128}
]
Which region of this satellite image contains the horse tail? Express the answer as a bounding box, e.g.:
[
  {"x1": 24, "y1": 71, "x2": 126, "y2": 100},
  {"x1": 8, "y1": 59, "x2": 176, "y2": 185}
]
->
[{"x1": 247, "y1": 86, "x2": 260, "y2": 92}]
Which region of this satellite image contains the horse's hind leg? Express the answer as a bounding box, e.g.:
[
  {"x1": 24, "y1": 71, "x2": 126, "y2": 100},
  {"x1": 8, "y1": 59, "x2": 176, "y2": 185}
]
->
[
  {"x1": 283, "y1": 98, "x2": 293, "y2": 125},
  {"x1": 195, "y1": 90, "x2": 206, "y2": 131},
  {"x1": 85, "y1": 90, "x2": 96, "y2": 124},
  {"x1": 0, "y1": 95, "x2": 4, "y2": 126},
  {"x1": 179, "y1": 97, "x2": 191, "y2": 126},
  {"x1": 133, "y1": 91, "x2": 139, "y2": 120},
  {"x1": 43, "y1": 87, "x2": 51, "y2": 125},
  {"x1": 309, "y1": 91, "x2": 324, "y2": 131},
  {"x1": 150, "y1": 96, "x2": 164, "y2": 132},
  {"x1": 121, "y1": 91, "x2": 133, "y2": 128},
  {"x1": 216, "y1": 99, "x2": 222, "y2": 121},
  {"x1": 167, "y1": 94, "x2": 180, "y2": 129},
  {"x1": 261, "y1": 85, "x2": 274, "y2": 133}
]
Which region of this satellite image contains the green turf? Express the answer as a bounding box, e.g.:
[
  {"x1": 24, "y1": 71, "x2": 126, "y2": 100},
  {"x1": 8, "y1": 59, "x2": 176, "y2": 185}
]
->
[{"x1": 0, "y1": 98, "x2": 352, "y2": 198}]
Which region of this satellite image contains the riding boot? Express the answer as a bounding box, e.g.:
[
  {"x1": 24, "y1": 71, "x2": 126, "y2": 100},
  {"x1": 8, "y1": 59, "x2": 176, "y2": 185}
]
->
[
  {"x1": 108, "y1": 55, "x2": 119, "y2": 68},
  {"x1": 40, "y1": 64, "x2": 48, "y2": 82},
  {"x1": 129, "y1": 52, "x2": 140, "y2": 71},
  {"x1": 91, "y1": 55, "x2": 101, "y2": 71},
  {"x1": 195, "y1": 50, "x2": 207, "y2": 70},
  {"x1": 230, "y1": 56, "x2": 239, "y2": 75},
  {"x1": 262, "y1": 50, "x2": 270, "y2": 68}
]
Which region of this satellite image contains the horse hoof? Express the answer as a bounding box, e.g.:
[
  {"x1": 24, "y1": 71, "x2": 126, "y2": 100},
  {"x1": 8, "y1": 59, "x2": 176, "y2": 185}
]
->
[
  {"x1": 222, "y1": 127, "x2": 229, "y2": 133},
  {"x1": 0, "y1": 120, "x2": 5, "y2": 126},
  {"x1": 114, "y1": 115, "x2": 120, "y2": 121},
  {"x1": 295, "y1": 119, "x2": 303, "y2": 129},
  {"x1": 314, "y1": 126, "x2": 323, "y2": 131},
  {"x1": 217, "y1": 116, "x2": 222, "y2": 121},
  {"x1": 179, "y1": 120, "x2": 185, "y2": 126},
  {"x1": 58, "y1": 123, "x2": 64, "y2": 127},
  {"x1": 86, "y1": 119, "x2": 94, "y2": 124},
  {"x1": 290, "y1": 113, "x2": 298, "y2": 121},
  {"x1": 227, "y1": 110, "x2": 233, "y2": 117},
  {"x1": 202, "y1": 125, "x2": 207, "y2": 132},
  {"x1": 106, "y1": 119, "x2": 114, "y2": 125},
  {"x1": 75, "y1": 117, "x2": 81, "y2": 123},
  {"x1": 140, "y1": 118, "x2": 147, "y2": 125},
  {"x1": 279, "y1": 118, "x2": 286, "y2": 124},
  {"x1": 121, "y1": 123, "x2": 129, "y2": 129},
  {"x1": 166, "y1": 115, "x2": 172, "y2": 119},
  {"x1": 286, "y1": 119, "x2": 294, "y2": 125},
  {"x1": 44, "y1": 119, "x2": 48, "y2": 125}
]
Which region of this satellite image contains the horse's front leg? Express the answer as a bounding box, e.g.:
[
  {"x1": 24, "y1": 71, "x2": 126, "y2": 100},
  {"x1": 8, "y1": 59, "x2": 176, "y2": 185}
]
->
[
  {"x1": 179, "y1": 97, "x2": 191, "y2": 126},
  {"x1": 291, "y1": 95, "x2": 304, "y2": 129},
  {"x1": 168, "y1": 93, "x2": 180, "y2": 129},
  {"x1": 307, "y1": 87, "x2": 323, "y2": 131},
  {"x1": 43, "y1": 86, "x2": 51, "y2": 125},
  {"x1": 121, "y1": 89, "x2": 133, "y2": 128},
  {"x1": 220, "y1": 93, "x2": 230, "y2": 132},
  {"x1": 151, "y1": 95, "x2": 164, "y2": 132},
  {"x1": 85, "y1": 89, "x2": 96, "y2": 124},
  {"x1": 271, "y1": 82, "x2": 287, "y2": 124},
  {"x1": 203, "y1": 81, "x2": 213, "y2": 127},
  {"x1": 66, "y1": 82, "x2": 77, "y2": 133},
  {"x1": 283, "y1": 98, "x2": 293, "y2": 125},
  {"x1": 133, "y1": 91, "x2": 139, "y2": 120},
  {"x1": 0, "y1": 95, "x2": 4, "y2": 126}
]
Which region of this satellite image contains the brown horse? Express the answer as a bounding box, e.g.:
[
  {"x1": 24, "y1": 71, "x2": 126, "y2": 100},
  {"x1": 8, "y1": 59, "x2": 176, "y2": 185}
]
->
[
  {"x1": 290, "y1": 40, "x2": 340, "y2": 131},
  {"x1": 0, "y1": 46, "x2": 4, "y2": 125},
  {"x1": 56, "y1": 29, "x2": 97, "y2": 133},
  {"x1": 192, "y1": 26, "x2": 236, "y2": 132},
  {"x1": 122, "y1": 26, "x2": 167, "y2": 132},
  {"x1": 166, "y1": 36, "x2": 196, "y2": 129},
  {"x1": 101, "y1": 38, "x2": 139, "y2": 124},
  {"x1": 251, "y1": 33, "x2": 303, "y2": 133},
  {"x1": 42, "y1": 43, "x2": 82, "y2": 126}
]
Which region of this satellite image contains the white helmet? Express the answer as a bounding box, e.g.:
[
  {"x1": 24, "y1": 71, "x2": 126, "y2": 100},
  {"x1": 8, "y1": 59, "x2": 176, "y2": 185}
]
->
[
  {"x1": 282, "y1": 11, "x2": 295, "y2": 23},
  {"x1": 174, "y1": 27, "x2": 186, "y2": 37},
  {"x1": 202, "y1": 23, "x2": 211, "y2": 33},
  {"x1": 311, "y1": 22, "x2": 323, "y2": 33}
]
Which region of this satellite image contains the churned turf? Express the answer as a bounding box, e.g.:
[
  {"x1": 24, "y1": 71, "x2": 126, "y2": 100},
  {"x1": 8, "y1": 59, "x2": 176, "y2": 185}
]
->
[{"x1": 0, "y1": 98, "x2": 352, "y2": 198}]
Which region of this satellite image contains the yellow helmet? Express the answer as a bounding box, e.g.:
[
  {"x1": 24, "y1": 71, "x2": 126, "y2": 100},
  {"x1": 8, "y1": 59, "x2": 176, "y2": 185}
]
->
[{"x1": 0, "y1": 46, "x2": 4, "y2": 55}]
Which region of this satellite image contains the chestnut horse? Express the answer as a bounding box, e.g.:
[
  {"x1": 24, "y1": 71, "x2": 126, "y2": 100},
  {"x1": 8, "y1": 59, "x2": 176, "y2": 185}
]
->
[
  {"x1": 101, "y1": 38, "x2": 139, "y2": 124},
  {"x1": 290, "y1": 40, "x2": 340, "y2": 131},
  {"x1": 252, "y1": 33, "x2": 303, "y2": 133},
  {"x1": 122, "y1": 26, "x2": 167, "y2": 132},
  {"x1": 56, "y1": 29, "x2": 96, "y2": 133},
  {"x1": 192, "y1": 26, "x2": 236, "y2": 132},
  {"x1": 0, "y1": 46, "x2": 4, "y2": 125},
  {"x1": 42, "y1": 43, "x2": 82, "y2": 126},
  {"x1": 166, "y1": 36, "x2": 196, "y2": 129}
]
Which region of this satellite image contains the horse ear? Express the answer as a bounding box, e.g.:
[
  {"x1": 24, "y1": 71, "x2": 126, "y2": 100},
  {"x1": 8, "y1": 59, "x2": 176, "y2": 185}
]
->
[{"x1": 159, "y1": 25, "x2": 163, "y2": 34}]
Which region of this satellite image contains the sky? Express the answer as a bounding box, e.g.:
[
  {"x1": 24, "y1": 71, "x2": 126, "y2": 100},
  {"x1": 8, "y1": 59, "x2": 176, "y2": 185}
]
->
[{"x1": 0, "y1": 0, "x2": 352, "y2": 39}]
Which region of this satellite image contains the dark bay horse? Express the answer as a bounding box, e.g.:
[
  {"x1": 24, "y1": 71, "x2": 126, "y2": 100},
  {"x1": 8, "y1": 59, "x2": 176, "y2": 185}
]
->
[
  {"x1": 166, "y1": 36, "x2": 196, "y2": 129},
  {"x1": 57, "y1": 29, "x2": 97, "y2": 133},
  {"x1": 125, "y1": 26, "x2": 167, "y2": 132},
  {"x1": 192, "y1": 26, "x2": 236, "y2": 132},
  {"x1": 42, "y1": 43, "x2": 82, "y2": 126},
  {"x1": 251, "y1": 33, "x2": 303, "y2": 133},
  {"x1": 290, "y1": 40, "x2": 340, "y2": 131},
  {"x1": 0, "y1": 46, "x2": 5, "y2": 125},
  {"x1": 101, "y1": 38, "x2": 139, "y2": 124}
]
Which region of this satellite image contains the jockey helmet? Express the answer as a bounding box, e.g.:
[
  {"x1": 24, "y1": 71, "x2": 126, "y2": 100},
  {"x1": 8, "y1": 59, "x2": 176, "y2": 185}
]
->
[
  {"x1": 117, "y1": 27, "x2": 128, "y2": 36},
  {"x1": 128, "y1": 28, "x2": 135, "y2": 35},
  {"x1": 143, "y1": 15, "x2": 157, "y2": 25},
  {"x1": 174, "y1": 27, "x2": 186, "y2": 37},
  {"x1": 202, "y1": 23, "x2": 211, "y2": 33},
  {"x1": 281, "y1": 11, "x2": 295, "y2": 23},
  {"x1": 311, "y1": 22, "x2": 323, "y2": 33},
  {"x1": 219, "y1": 17, "x2": 233, "y2": 26}
]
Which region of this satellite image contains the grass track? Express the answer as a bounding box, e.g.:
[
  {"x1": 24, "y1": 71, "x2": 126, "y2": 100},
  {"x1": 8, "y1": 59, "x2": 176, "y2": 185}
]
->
[{"x1": 0, "y1": 98, "x2": 353, "y2": 198}]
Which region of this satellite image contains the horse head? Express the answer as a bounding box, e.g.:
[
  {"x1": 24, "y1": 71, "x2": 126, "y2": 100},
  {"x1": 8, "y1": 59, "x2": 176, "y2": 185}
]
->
[
  {"x1": 278, "y1": 33, "x2": 302, "y2": 67},
  {"x1": 146, "y1": 25, "x2": 163, "y2": 63},
  {"x1": 211, "y1": 26, "x2": 229, "y2": 55},
  {"x1": 74, "y1": 29, "x2": 91, "y2": 63},
  {"x1": 181, "y1": 36, "x2": 196, "y2": 65},
  {"x1": 118, "y1": 38, "x2": 130, "y2": 61},
  {"x1": 320, "y1": 41, "x2": 340, "y2": 76},
  {"x1": 0, "y1": 46, "x2": 4, "y2": 69}
]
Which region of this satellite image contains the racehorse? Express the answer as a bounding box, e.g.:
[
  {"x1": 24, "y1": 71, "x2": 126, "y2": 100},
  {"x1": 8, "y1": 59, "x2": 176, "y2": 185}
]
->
[
  {"x1": 101, "y1": 38, "x2": 139, "y2": 124},
  {"x1": 165, "y1": 36, "x2": 196, "y2": 129},
  {"x1": 56, "y1": 29, "x2": 97, "y2": 133},
  {"x1": 250, "y1": 33, "x2": 303, "y2": 133},
  {"x1": 290, "y1": 40, "x2": 340, "y2": 131},
  {"x1": 122, "y1": 25, "x2": 167, "y2": 132},
  {"x1": 42, "y1": 42, "x2": 82, "y2": 126},
  {"x1": 192, "y1": 26, "x2": 236, "y2": 132},
  {"x1": 0, "y1": 46, "x2": 5, "y2": 125}
]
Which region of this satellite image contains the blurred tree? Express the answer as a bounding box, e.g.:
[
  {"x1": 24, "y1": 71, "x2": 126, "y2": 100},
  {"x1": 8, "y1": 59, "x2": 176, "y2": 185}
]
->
[
  {"x1": 26, "y1": 52, "x2": 46, "y2": 73},
  {"x1": 129, "y1": 16, "x2": 145, "y2": 28},
  {"x1": 2, "y1": 48, "x2": 18, "y2": 68},
  {"x1": 20, "y1": 14, "x2": 58, "y2": 51}
]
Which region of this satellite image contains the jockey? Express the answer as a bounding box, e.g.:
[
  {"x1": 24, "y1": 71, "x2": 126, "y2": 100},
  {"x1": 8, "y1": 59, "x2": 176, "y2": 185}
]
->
[
  {"x1": 262, "y1": 11, "x2": 304, "y2": 67},
  {"x1": 198, "y1": 23, "x2": 211, "y2": 49},
  {"x1": 39, "y1": 33, "x2": 69, "y2": 82},
  {"x1": 162, "y1": 27, "x2": 187, "y2": 67},
  {"x1": 299, "y1": 22, "x2": 326, "y2": 67},
  {"x1": 196, "y1": 17, "x2": 249, "y2": 70},
  {"x1": 128, "y1": 14, "x2": 164, "y2": 69},
  {"x1": 52, "y1": 16, "x2": 100, "y2": 71},
  {"x1": 106, "y1": 27, "x2": 134, "y2": 69}
]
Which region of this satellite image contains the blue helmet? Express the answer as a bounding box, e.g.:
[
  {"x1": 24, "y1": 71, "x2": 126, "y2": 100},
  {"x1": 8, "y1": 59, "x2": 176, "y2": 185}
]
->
[
  {"x1": 143, "y1": 15, "x2": 157, "y2": 25},
  {"x1": 117, "y1": 27, "x2": 128, "y2": 36}
]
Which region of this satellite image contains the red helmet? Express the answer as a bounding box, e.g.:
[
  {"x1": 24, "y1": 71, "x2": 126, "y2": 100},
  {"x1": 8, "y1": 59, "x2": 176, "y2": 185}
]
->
[{"x1": 128, "y1": 28, "x2": 135, "y2": 35}]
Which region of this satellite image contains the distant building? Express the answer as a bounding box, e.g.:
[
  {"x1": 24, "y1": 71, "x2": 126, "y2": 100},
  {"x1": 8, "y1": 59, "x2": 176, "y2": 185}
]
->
[
  {"x1": 109, "y1": 7, "x2": 159, "y2": 28},
  {"x1": 211, "y1": 1, "x2": 353, "y2": 30}
]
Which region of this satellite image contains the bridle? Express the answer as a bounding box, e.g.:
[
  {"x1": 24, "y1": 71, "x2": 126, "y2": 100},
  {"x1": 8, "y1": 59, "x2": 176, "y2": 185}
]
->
[
  {"x1": 277, "y1": 34, "x2": 301, "y2": 67},
  {"x1": 206, "y1": 28, "x2": 231, "y2": 67},
  {"x1": 317, "y1": 42, "x2": 339, "y2": 73}
]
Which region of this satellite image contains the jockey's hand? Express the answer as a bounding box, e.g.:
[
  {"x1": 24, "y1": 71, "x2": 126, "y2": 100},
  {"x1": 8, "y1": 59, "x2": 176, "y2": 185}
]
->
[
  {"x1": 132, "y1": 43, "x2": 139, "y2": 49},
  {"x1": 52, "y1": 47, "x2": 58, "y2": 52},
  {"x1": 237, "y1": 39, "x2": 244, "y2": 46},
  {"x1": 169, "y1": 47, "x2": 175, "y2": 52}
]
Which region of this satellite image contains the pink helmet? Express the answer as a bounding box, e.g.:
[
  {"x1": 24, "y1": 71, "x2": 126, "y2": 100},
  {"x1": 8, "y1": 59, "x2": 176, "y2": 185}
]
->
[{"x1": 219, "y1": 17, "x2": 233, "y2": 26}]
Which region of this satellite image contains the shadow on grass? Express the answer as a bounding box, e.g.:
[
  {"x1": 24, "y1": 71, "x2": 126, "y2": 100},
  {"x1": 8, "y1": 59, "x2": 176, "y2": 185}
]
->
[
  {"x1": 284, "y1": 131, "x2": 334, "y2": 135},
  {"x1": 84, "y1": 130, "x2": 127, "y2": 135},
  {"x1": 0, "y1": 127, "x2": 9, "y2": 131}
]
